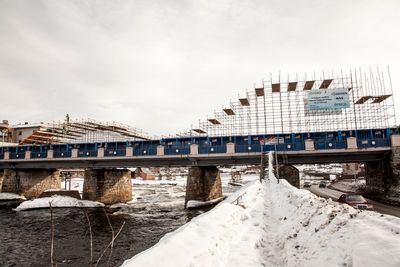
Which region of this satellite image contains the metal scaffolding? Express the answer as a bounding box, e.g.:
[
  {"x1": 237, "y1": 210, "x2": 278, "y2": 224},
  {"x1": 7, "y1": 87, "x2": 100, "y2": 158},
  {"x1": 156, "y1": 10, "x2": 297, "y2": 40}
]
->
[
  {"x1": 20, "y1": 118, "x2": 151, "y2": 144},
  {"x1": 190, "y1": 68, "x2": 397, "y2": 137}
]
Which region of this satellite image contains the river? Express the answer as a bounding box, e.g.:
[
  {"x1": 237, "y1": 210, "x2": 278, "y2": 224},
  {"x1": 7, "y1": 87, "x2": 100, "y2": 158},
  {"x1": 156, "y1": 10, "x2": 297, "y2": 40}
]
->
[{"x1": 0, "y1": 174, "x2": 241, "y2": 267}]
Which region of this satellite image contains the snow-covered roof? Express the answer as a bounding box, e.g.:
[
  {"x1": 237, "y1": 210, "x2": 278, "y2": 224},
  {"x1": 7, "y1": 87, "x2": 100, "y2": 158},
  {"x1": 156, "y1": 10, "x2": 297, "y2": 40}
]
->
[{"x1": 11, "y1": 123, "x2": 46, "y2": 129}]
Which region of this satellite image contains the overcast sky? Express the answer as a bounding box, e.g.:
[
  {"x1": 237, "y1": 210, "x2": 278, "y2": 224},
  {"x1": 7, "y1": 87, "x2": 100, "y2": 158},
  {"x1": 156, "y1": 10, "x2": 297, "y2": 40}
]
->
[{"x1": 0, "y1": 0, "x2": 399, "y2": 136}]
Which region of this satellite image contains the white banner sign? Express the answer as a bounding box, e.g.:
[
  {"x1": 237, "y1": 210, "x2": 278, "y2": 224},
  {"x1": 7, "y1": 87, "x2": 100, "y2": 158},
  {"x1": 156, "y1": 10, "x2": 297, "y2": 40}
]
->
[{"x1": 306, "y1": 88, "x2": 350, "y2": 110}]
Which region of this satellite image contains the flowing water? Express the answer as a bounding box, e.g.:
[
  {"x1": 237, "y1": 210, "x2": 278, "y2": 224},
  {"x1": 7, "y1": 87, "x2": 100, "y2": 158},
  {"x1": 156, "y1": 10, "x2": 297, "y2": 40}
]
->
[{"x1": 0, "y1": 175, "x2": 241, "y2": 267}]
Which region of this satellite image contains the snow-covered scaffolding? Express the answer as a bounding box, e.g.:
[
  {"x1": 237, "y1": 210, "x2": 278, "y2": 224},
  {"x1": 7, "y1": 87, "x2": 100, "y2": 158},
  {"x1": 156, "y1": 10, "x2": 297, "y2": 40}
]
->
[
  {"x1": 20, "y1": 118, "x2": 151, "y2": 144},
  {"x1": 191, "y1": 68, "x2": 397, "y2": 137}
]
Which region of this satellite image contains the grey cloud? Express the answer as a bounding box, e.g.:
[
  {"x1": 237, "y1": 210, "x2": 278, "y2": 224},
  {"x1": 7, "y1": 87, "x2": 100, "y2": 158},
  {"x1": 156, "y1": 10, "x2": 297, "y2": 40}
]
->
[{"x1": 0, "y1": 0, "x2": 399, "y2": 135}]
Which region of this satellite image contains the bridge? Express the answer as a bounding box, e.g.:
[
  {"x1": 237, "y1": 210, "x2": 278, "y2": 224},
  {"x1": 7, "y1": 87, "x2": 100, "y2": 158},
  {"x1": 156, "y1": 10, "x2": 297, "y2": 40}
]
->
[
  {"x1": 0, "y1": 128, "x2": 396, "y2": 167},
  {"x1": 1, "y1": 68, "x2": 399, "y2": 207}
]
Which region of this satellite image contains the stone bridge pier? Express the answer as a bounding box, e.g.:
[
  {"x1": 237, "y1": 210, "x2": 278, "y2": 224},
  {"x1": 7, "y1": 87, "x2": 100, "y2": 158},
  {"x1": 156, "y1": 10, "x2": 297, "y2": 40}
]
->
[
  {"x1": 185, "y1": 166, "x2": 223, "y2": 208},
  {"x1": 0, "y1": 170, "x2": 3, "y2": 191},
  {"x1": 391, "y1": 146, "x2": 400, "y2": 188},
  {"x1": 83, "y1": 168, "x2": 132, "y2": 205},
  {"x1": 365, "y1": 160, "x2": 393, "y2": 192},
  {"x1": 0, "y1": 168, "x2": 60, "y2": 199},
  {"x1": 364, "y1": 135, "x2": 400, "y2": 194},
  {"x1": 276, "y1": 164, "x2": 300, "y2": 188}
]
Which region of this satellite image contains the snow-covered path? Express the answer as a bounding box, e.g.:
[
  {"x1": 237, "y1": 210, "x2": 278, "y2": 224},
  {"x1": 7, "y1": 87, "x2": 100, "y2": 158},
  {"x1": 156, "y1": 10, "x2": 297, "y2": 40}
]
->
[
  {"x1": 224, "y1": 181, "x2": 284, "y2": 267},
  {"x1": 121, "y1": 153, "x2": 400, "y2": 267}
]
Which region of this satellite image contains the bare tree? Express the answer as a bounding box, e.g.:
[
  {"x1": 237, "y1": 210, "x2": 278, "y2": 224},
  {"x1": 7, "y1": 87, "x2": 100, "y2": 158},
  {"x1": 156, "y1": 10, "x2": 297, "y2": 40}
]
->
[{"x1": 49, "y1": 201, "x2": 56, "y2": 267}]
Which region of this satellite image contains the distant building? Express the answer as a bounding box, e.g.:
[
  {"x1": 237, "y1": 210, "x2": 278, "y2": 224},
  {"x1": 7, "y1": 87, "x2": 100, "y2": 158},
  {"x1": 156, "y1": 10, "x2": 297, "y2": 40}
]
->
[
  {"x1": 341, "y1": 163, "x2": 365, "y2": 179},
  {"x1": 10, "y1": 122, "x2": 45, "y2": 144},
  {"x1": 0, "y1": 120, "x2": 13, "y2": 144},
  {"x1": 134, "y1": 167, "x2": 155, "y2": 180}
]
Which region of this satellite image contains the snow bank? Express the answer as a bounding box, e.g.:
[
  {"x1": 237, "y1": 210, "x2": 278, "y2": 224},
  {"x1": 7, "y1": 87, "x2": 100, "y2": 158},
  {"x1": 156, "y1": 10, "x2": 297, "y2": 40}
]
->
[
  {"x1": 14, "y1": 195, "x2": 104, "y2": 211},
  {"x1": 265, "y1": 179, "x2": 400, "y2": 266},
  {"x1": 121, "y1": 181, "x2": 261, "y2": 267},
  {"x1": 121, "y1": 152, "x2": 400, "y2": 267},
  {"x1": 0, "y1": 192, "x2": 26, "y2": 201}
]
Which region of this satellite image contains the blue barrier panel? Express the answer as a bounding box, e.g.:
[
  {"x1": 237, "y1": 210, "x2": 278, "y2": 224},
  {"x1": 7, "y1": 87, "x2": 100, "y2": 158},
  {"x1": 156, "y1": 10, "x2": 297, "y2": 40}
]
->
[
  {"x1": 78, "y1": 150, "x2": 97, "y2": 157},
  {"x1": 293, "y1": 143, "x2": 305, "y2": 151},
  {"x1": 276, "y1": 143, "x2": 293, "y2": 151},
  {"x1": 9, "y1": 152, "x2": 25, "y2": 159},
  {"x1": 8, "y1": 146, "x2": 25, "y2": 159},
  {"x1": 235, "y1": 144, "x2": 261, "y2": 153},
  {"x1": 250, "y1": 144, "x2": 261, "y2": 152},
  {"x1": 314, "y1": 142, "x2": 326, "y2": 150},
  {"x1": 54, "y1": 150, "x2": 72, "y2": 158},
  {"x1": 78, "y1": 143, "x2": 98, "y2": 157},
  {"x1": 264, "y1": 145, "x2": 277, "y2": 152},
  {"x1": 357, "y1": 138, "x2": 390, "y2": 149},
  {"x1": 198, "y1": 145, "x2": 209, "y2": 154},
  {"x1": 31, "y1": 152, "x2": 48, "y2": 159},
  {"x1": 209, "y1": 145, "x2": 226, "y2": 154},
  {"x1": 165, "y1": 146, "x2": 190, "y2": 155},
  {"x1": 357, "y1": 140, "x2": 368, "y2": 149},
  {"x1": 337, "y1": 141, "x2": 347, "y2": 149},
  {"x1": 235, "y1": 144, "x2": 250, "y2": 153},
  {"x1": 30, "y1": 146, "x2": 47, "y2": 159},
  {"x1": 197, "y1": 145, "x2": 226, "y2": 154},
  {"x1": 52, "y1": 144, "x2": 72, "y2": 158},
  {"x1": 315, "y1": 141, "x2": 346, "y2": 150},
  {"x1": 105, "y1": 149, "x2": 126, "y2": 157},
  {"x1": 134, "y1": 147, "x2": 157, "y2": 156}
]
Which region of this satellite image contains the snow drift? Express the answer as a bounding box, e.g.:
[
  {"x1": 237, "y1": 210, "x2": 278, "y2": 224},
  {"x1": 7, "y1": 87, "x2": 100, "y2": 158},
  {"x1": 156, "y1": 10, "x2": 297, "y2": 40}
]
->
[
  {"x1": 0, "y1": 192, "x2": 26, "y2": 201},
  {"x1": 121, "y1": 152, "x2": 400, "y2": 267},
  {"x1": 14, "y1": 195, "x2": 104, "y2": 211}
]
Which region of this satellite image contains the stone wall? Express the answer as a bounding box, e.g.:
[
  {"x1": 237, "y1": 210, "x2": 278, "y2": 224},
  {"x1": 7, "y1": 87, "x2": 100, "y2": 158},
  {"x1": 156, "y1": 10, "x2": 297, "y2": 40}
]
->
[
  {"x1": 365, "y1": 160, "x2": 392, "y2": 191},
  {"x1": 83, "y1": 169, "x2": 99, "y2": 201},
  {"x1": 1, "y1": 169, "x2": 19, "y2": 193},
  {"x1": 83, "y1": 169, "x2": 132, "y2": 205},
  {"x1": 185, "y1": 166, "x2": 222, "y2": 208},
  {"x1": 1, "y1": 169, "x2": 60, "y2": 198},
  {"x1": 277, "y1": 164, "x2": 300, "y2": 188},
  {"x1": 391, "y1": 147, "x2": 400, "y2": 187},
  {"x1": 0, "y1": 170, "x2": 3, "y2": 191}
]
